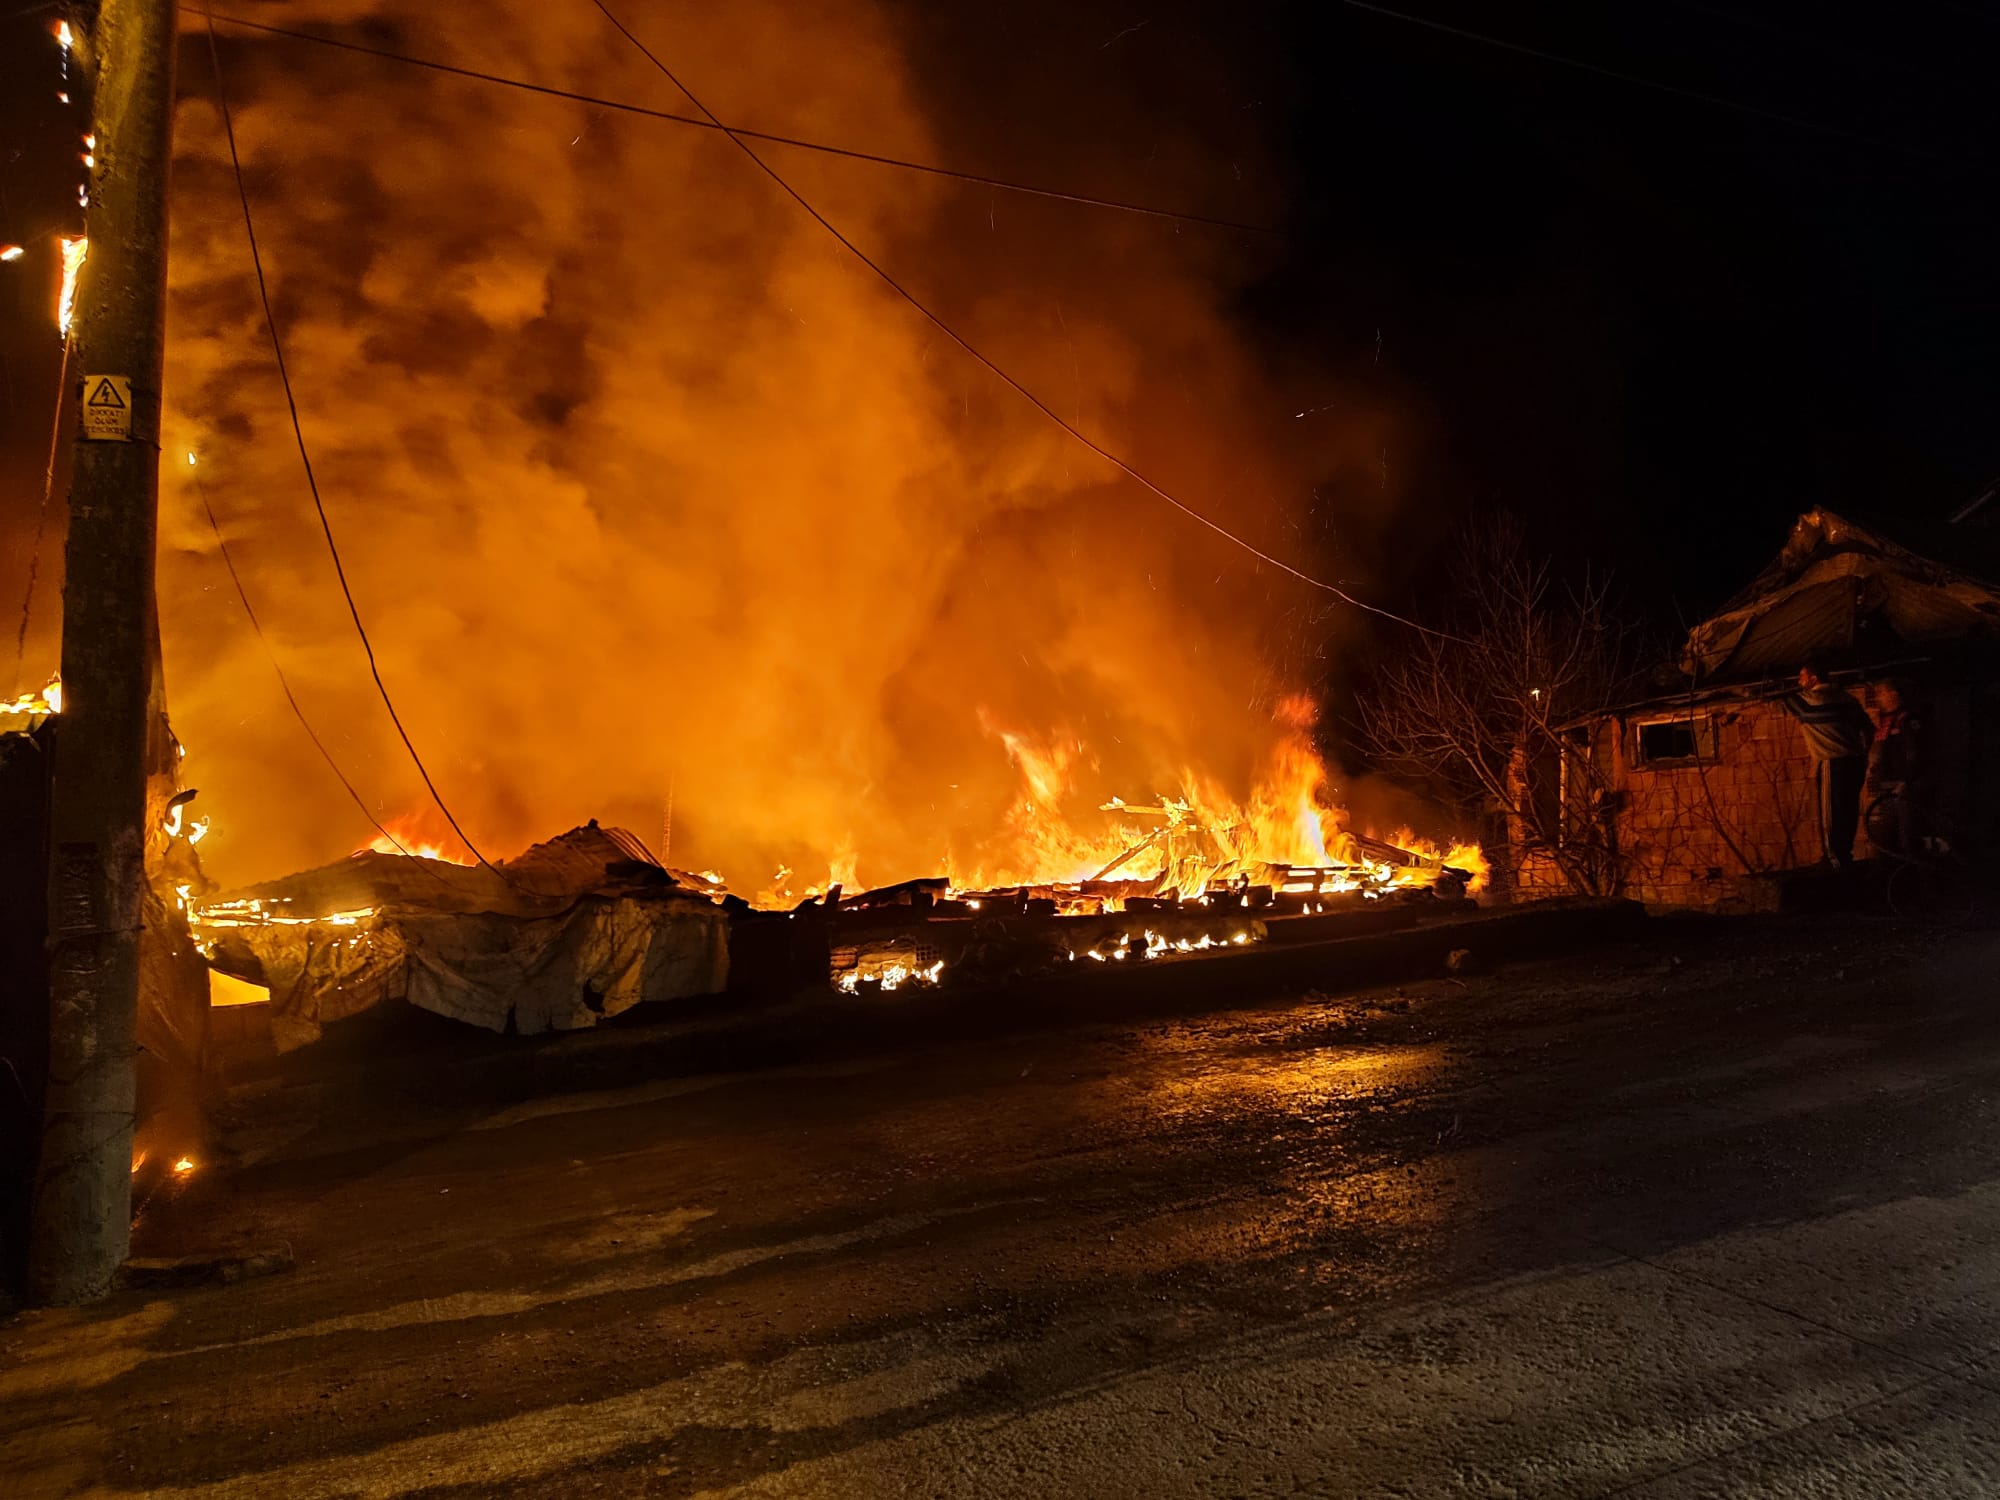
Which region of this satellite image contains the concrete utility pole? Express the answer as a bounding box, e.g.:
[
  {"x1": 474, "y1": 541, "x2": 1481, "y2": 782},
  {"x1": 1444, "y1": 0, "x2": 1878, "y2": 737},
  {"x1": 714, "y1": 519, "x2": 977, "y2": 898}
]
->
[{"x1": 29, "y1": 0, "x2": 180, "y2": 1306}]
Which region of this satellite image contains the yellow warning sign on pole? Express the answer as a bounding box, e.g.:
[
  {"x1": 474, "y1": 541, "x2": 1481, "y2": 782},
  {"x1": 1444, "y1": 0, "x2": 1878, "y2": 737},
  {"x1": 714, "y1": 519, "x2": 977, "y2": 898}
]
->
[{"x1": 81, "y1": 375, "x2": 133, "y2": 441}]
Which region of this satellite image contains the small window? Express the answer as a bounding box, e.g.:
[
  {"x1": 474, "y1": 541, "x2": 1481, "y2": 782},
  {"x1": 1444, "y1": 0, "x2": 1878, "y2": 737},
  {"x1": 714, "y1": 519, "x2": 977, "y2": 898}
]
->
[{"x1": 1634, "y1": 715, "x2": 1716, "y2": 767}]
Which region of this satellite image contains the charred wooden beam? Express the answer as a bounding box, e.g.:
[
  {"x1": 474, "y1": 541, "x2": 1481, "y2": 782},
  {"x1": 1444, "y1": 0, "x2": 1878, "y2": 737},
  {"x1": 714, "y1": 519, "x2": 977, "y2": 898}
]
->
[
  {"x1": 1090, "y1": 829, "x2": 1165, "y2": 882},
  {"x1": 833, "y1": 876, "x2": 950, "y2": 913}
]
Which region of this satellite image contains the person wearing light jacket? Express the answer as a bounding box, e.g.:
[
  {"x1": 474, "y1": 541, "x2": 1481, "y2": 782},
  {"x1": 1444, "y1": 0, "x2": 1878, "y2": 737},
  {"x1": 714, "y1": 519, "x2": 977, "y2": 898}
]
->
[{"x1": 1778, "y1": 653, "x2": 1875, "y2": 869}]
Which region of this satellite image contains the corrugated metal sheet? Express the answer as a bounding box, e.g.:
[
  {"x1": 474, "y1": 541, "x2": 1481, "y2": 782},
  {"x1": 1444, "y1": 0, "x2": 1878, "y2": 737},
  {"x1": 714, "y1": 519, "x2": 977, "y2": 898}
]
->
[
  {"x1": 1722, "y1": 578, "x2": 1856, "y2": 674},
  {"x1": 1684, "y1": 510, "x2": 2000, "y2": 682}
]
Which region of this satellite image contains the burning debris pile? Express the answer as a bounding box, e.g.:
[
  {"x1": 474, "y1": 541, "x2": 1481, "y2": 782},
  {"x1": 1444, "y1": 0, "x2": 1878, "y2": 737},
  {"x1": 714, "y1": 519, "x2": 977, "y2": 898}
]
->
[
  {"x1": 702, "y1": 699, "x2": 1487, "y2": 1000},
  {"x1": 189, "y1": 693, "x2": 1483, "y2": 1048},
  {"x1": 806, "y1": 825, "x2": 1477, "y2": 999},
  {"x1": 195, "y1": 804, "x2": 1475, "y2": 1047},
  {"x1": 740, "y1": 696, "x2": 1483, "y2": 916}
]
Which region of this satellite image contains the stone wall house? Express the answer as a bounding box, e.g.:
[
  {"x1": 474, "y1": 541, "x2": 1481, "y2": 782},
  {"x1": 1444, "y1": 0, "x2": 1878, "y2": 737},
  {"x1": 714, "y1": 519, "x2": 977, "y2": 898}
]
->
[{"x1": 1507, "y1": 509, "x2": 2000, "y2": 909}]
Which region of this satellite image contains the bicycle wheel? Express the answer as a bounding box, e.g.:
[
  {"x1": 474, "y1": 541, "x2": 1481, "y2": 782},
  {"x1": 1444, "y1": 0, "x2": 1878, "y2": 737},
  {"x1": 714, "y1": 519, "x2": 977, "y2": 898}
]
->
[
  {"x1": 1888, "y1": 856, "x2": 1978, "y2": 929},
  {"x1": 1863, "y1": 791, "x2": 1910, "y2": 858}
]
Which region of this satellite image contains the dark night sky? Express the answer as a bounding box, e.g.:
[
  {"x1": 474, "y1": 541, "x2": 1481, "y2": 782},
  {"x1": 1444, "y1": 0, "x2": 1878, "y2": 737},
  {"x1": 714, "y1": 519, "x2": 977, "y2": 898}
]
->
[
  {"x1": 899, "y1": 0, "x2": 2000, "y2": 623},
  {"x1": 4, "y1": 0, "x2": 1996, "y2": 641},
  {"x1": 1261, "y1": 0, "x2": 2000, "y2": 619}
]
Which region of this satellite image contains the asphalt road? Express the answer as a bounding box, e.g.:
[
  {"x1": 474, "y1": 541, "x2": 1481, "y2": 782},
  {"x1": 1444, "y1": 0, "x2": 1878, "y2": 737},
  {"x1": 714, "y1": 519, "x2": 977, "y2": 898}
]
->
[{"x1": 8, "y1": 913, "x2": 2000, "y2": 1497}]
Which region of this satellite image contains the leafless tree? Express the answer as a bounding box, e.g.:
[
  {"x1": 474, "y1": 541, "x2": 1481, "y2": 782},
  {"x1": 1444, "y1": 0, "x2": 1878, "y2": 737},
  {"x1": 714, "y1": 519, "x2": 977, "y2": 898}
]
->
[{"x1": 1358, "y1": 516, "x2": 1640, "y2": 896}]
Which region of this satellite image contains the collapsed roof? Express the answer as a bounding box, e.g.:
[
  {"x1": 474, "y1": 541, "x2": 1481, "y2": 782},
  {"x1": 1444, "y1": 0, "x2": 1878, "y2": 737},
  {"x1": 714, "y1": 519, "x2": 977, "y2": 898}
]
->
[
  {"x1": 1681, "y1": 508, "x2": 2000, "y2": 682},
  {"x1": 198, "y1": 822, "x2": 728, "y2": 1051}
]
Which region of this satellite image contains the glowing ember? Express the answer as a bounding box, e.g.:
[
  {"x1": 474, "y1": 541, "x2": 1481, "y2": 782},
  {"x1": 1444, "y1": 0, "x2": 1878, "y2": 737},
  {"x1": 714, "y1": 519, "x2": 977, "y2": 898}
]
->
[
  {"x1": 0, "y1": 246, "x2": 23, "y2": 262},
  {"x1": 172, "y1": 1156, "x2": 195, "y2": 1175},
  {"x1": 190, "y1": 895, "x2": 378, "y2": 930},
  {"x1": 57, "y1": 236, "x2": 87, "y2": 335},
  {"x1": 837, "y1": 958, "x2": 945, "y2": 994}
]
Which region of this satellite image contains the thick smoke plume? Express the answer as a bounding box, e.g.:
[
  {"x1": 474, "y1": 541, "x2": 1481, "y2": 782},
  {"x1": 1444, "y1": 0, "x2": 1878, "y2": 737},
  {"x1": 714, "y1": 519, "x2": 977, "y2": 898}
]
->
[{"x1": 160, "y1": 0, "x2": 1403, "y2": 889}]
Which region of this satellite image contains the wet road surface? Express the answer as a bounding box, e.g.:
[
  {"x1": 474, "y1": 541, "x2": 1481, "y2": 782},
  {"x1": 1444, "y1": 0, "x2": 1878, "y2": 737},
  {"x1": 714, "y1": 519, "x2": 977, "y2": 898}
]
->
[{"x1": 9, "y1": 914, "x2": 2000, "y2": 1496}]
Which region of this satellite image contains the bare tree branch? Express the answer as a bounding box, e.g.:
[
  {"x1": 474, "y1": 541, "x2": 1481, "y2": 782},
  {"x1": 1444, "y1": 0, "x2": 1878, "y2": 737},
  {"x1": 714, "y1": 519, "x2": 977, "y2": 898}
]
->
[{"x1": 1358, "y1": 514, "x2": 1640, "y2": 897}]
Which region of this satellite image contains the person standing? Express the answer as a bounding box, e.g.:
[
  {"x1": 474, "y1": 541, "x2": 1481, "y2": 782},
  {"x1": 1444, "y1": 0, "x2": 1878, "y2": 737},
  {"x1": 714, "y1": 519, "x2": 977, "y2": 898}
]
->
[
  {"x1": 1866, "y1": 680, "x2": 1921, "y2": 856},
  {"x1": 1778, "y1": 654, "x2": 1875, "y2": 868}
]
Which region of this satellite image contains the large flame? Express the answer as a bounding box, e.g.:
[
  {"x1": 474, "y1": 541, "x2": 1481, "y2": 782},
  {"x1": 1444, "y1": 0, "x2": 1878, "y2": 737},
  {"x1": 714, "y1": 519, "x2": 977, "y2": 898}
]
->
[{"x1": 932, "y1": 695, "x2": 1477, "y2": 904}]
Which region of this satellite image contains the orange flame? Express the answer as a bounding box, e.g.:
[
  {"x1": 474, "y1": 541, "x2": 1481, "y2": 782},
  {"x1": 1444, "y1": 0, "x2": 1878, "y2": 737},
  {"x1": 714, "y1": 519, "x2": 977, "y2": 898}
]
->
[
  {"x1": 57, "y1": 236, "x2": 87, "y2": 335},
  {"x1": 1, "y1": 676, "x2": 62, "y2": 719},
  {"x1": 355, "y1": 815, "x2": 473, "y2": 865},
  {"x1": 1379, "y1": 827, "x2": 1491, "y2": 896},
  {"x1": 916, "y1": 695, "x2": 1480, "y2": 906}
]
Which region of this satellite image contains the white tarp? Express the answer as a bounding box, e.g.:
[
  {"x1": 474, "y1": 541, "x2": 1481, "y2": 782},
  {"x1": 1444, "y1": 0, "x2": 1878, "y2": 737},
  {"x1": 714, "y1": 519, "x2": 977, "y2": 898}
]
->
[{"x1": 199, "y1": 824, "x2": 730, "y2": 1051}]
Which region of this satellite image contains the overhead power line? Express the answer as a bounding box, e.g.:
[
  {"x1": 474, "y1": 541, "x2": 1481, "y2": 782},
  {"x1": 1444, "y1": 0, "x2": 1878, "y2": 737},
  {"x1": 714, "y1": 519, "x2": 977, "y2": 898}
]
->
[
  {"x1": 204, "y1": 11, "x2": 1276, "y2": 236},
  {"x1": 1337, "y1": 0, "x2": 1946, "y2": 160},
  {"x1": 202, "y1": 8, "x2": 496, "y2": 871},
  {"x1": 188, "y1": 466, "x2": 426, "y2": 861},
  {"x1": 585, "y1": 0, "x2": 1459, "y2": 642},
  {"x1": 1657, "y1": 0, "x2": 1924, "y2": 76}
]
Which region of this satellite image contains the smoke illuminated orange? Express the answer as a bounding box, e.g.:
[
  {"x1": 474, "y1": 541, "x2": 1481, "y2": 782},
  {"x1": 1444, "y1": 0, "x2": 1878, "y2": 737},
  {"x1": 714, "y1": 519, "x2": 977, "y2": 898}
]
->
[{"x1": 152, "y1": 0, "x2": 1439, "y2": 898}]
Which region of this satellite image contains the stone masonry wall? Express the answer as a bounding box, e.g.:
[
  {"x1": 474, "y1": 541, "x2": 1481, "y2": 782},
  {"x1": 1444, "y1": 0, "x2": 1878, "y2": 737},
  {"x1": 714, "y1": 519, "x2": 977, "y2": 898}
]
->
[
  {"x1": 1505, "y1": 681, "x2": 1913, "y2": 910},
  {"x1": 1614, "y1": 698, "x2": 1833, "y2": 908}
]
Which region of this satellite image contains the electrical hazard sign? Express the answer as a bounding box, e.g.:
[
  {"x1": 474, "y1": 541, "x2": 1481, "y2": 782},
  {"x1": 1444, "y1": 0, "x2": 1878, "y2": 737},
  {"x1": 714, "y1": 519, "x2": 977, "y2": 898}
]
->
[{"x1": 81, "y1": 375, "x2": 132, "y2": 440}]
